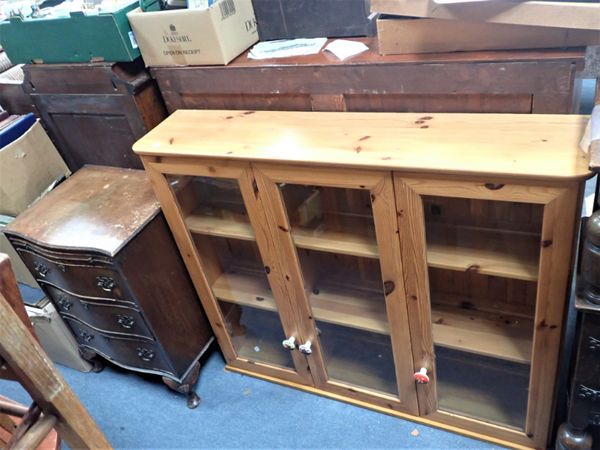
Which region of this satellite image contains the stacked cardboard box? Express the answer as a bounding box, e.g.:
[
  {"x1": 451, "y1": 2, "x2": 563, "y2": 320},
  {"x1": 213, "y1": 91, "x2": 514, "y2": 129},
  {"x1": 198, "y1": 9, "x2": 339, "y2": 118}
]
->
[
  {"x1": 372, "y1": 0, "x2": 600, "y2": 55},
  {"x1": 127, "y1": 0, "x2": 258, "y2": 66}
]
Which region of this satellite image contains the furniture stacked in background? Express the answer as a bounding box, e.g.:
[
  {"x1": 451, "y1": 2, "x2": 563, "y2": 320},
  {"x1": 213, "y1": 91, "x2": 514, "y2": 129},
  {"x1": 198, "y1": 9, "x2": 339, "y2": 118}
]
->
[
  {"x1": 132, "y1": 109, "x2": 591, "y2": 448},
  {"x1": 0, "y1": 109, "x2": 93, "y2": 373},
  {"x1": 3, "y1": 166, "x2": 214, "y2": 407},
  {"x1": 371, "y1": 1, "x2": 600, "y2": 55},
  {"x1": 21, "y1": 61, "x2": 166, "y2": 171},
  {"x1": 555, "y1": 85, "x2": 600, "y2": 450},
  {"x1": 152, "y1": 38, "x2": 585, "y2": 114},
  {"x1": 0, "y1": 253, "x2": 110, "y2": 449},
  {"x1": 0, "y1": 60, "x2": 166, "y2": 171}
]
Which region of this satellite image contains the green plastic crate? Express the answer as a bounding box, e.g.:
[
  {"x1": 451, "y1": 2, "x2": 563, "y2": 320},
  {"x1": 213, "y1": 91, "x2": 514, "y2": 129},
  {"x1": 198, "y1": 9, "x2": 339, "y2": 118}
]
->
[{"x1": 0, "y1": 1, "x2": 153, "y2": 64}]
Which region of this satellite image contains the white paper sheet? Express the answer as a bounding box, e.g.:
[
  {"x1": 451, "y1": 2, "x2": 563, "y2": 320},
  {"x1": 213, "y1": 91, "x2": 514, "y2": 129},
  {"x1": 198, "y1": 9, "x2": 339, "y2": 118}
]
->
[
  {"x1": 323, "y1": 40, "x2": 369, "y2": 61},
  {"x1": 248, "y1": 38, "x2": 327, "y2": 60}
]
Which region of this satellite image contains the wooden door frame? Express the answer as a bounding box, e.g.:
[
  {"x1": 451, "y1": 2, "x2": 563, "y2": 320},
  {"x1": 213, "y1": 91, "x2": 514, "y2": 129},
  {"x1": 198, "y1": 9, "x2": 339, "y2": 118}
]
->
[
  {"x1": 394, "y1": 172, "x2": 582, "y2": 448},
  {"x1": 140, "y1": 155, "x2": 312, "y2": 385},
  {"x1": 253, "y1": 162, "x2": 419, "y2": 415}
]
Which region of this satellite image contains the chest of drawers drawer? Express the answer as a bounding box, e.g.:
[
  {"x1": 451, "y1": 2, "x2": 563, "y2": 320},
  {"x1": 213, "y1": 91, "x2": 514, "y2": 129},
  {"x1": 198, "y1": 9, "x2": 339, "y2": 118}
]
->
[
  {"x1": 15, "y1": 248, "x2": 128, "y2": 301},
  {"x1": 64, "y1": 316, "x2": 173, "y2": 375},
  {"x1": 42, "y1": 282, "x2": 154, "y2": 340}
]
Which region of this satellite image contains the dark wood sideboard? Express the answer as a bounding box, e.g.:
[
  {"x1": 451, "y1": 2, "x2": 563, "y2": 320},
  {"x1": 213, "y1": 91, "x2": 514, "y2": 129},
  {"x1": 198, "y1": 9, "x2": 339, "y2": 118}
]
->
[
  {"x1": 151, "y1": 37, "x2": 585, "y2": 114},
  {"x1": 22, "y1": 60, "x2": 166, "y2": 171}
]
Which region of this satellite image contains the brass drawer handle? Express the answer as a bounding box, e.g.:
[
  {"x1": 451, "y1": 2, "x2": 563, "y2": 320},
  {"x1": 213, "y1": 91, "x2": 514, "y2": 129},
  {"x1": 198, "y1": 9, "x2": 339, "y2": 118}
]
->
[
  {"x1": 96, "y1": 276, "x2": 117, "y2": 292},
  {"x1": 116, "y1": 315, "x2": 135, "y2": 329},
  {"x1": 137, "y1": 347, "x2": 155, "y2": 362},
  {"x1": 79, "y1": 329, "x2": 94, "y2": 343},
  {"x1": 33, "y1": 261, "x2": 49, "y2": 277},
  {"x1": 56, "y1": 295, "x2": 73, "y2": 312}
]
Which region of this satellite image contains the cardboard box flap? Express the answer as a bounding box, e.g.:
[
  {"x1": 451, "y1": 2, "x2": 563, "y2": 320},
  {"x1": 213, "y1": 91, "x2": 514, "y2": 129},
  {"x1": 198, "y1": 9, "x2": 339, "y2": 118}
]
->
[
  {"x1": 377, "y1": 16, "x2": 600, "y2": 55},
  {"x1": 371, "y1": 0, "x2": 600, "y2": 30},
  {"x1": 0, "y1": 120, "x2": 70, "y2": 216}
]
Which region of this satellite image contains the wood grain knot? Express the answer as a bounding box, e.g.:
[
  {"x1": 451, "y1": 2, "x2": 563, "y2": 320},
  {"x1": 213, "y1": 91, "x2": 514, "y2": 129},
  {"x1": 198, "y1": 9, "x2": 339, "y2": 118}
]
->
[
  {"x1": 243, "y1": 111, "x2": 255, "y2": 115},
  {"x1": 355, "y1": 146, "x2": 362, "y2": 154},
  {"x1": 359, "y1": 135, "x2": 371, "y2": 141},
  {"x1": 484, "y1": 183, "x2": 505, "y2": 190},
  {"x1": 542, "y1": 240, "x2": 553, "y2": 248},
  {"x1": 169, "y1": 137, "x2": 175, "y2": 145},
  {"x1": 278, "y1": 225, "x2": 289, "y2": 232}
]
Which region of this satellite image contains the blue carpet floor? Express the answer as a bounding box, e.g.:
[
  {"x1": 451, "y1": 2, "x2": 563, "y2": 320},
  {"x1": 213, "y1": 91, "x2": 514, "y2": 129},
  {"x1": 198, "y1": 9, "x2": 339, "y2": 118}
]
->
[{"x1": 0, "y1": 348, "x2": 501, "y2": 449}]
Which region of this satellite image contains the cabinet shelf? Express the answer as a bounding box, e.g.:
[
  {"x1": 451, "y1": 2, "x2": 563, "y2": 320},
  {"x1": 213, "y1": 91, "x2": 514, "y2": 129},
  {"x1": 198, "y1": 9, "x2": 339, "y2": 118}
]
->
[
  {"x1": 426, "y1": 225, "x2": 540, "y2": 282},
  {"x1": 185, "y1": 214, "x2": 255, "y2": 241},
  {"x1": 213, "y1": 271, "x2": 532, "y2": 364},
  {"x1": 212, "y1": 271, "x2": 388, "y2": 334},
  {"x1": 293, "y1": 228, "x2": 379, "y2": 258},
  {"x1": 186, "y1": 211, "x2": 539, "y2": 282},
  {"x1": 431, "y1": 304, "x2": 533, "y2": 364}
]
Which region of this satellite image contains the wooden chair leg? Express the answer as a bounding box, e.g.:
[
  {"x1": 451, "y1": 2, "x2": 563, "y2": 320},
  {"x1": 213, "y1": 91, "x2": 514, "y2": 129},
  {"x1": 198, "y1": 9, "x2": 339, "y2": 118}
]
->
[
  {"x1": 11, "y1": 413, "x2": 57, "y2": 450},
  {"x1": 6, "y1": 403, "x2": 41, "y2": 448},
  {"x1": 0, "y1": 292, "x2": 111, "y2": 449}
]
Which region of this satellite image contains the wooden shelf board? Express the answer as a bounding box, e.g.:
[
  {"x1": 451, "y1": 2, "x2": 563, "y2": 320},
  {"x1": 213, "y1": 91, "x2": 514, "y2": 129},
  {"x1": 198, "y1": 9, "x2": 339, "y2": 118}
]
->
[
  {"x1": 431, "y1": 304, "x2": 533, "y2": 364},
  {"x1": 185, "y1": 214, "x2": 255, "y2": 241},
  {"x1": 308, "y1": 285, "x2": 389, "y2": 335},
  {"x1": 426, "y1": 225, "x2": 540, "y2": 282},
  {"x1": 213, "y1": 271, "x2": 275, "y2": 311},
  {"x1": 186, "y1": 213, "x2": 539, "y2": 282},
  {"x1": 213, "y1": 271, "x2": 389, "y2": 334},
  {"x1": 292, "y1": 227, "x2": 379, "y2": 258},
  {"x1": 213, "y1": 272, "x2": 532, "y2": 364}
]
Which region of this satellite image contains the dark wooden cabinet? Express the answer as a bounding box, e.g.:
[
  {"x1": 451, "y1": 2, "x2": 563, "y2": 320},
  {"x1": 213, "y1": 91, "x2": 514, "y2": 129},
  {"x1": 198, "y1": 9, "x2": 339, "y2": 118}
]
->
[
  {"x1": 556, "y1": 297, "x2": 600, "y2": 450},
  {"x1": 3, "y1": 166, "x2": 213, "y2": 408},
  {"x1": 151, "y1": 37, "x2": 585, "y2": 115},
  {"x1": 23, "y1": 60, "x2": 166, "y2": 171}
]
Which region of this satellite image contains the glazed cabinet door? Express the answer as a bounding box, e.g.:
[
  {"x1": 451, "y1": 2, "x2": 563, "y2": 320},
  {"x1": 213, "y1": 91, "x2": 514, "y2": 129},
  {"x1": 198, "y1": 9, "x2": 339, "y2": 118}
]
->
[
  {"x1": 254, "y1": 164, "x2": 419, "y2": 415},
  {"x1": 394, "y1": 175, "x2": 581, "y2": 448},
  {"x1": 142, "y1": 157, "x2": 312, "y2": 384}
]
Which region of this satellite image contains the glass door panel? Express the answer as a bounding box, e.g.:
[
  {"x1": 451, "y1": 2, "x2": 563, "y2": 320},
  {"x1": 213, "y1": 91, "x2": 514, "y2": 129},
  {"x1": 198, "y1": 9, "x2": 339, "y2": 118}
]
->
[
  {"x1": 422, "y1": 195, "x2": 542, "y2": 430},
  {"x1": 169, "y1": 175, "x2": 293, "y2": 369},
  {"x1": 279, "y1": 183, "x2": 398, "y2": 396}
]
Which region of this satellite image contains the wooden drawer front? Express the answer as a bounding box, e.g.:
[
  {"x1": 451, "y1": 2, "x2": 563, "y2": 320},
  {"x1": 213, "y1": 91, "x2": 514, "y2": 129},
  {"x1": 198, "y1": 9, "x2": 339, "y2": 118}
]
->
[
  {"x1": 16, "y1": 249, "x2": 128, "y2": 301},
  {"x1": 43, "y1": 282, "x2": 154, "y2": 340},
  {"x1": 9, "y1": 238, "x2": 114, "y2": 266},
  {"x1": 64, "y1": 317, "x2": 173, "y2": 375}
]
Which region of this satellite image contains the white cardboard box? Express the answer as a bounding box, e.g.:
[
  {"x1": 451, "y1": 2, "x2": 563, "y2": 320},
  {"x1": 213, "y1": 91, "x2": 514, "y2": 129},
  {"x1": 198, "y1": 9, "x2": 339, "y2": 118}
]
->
[
  {"x1": 26, "y1": 300, "x2": 93, "y2": 372},
  {"x1": 377, "y1": 16, "x2": 600, "y2": 55},
  {"x1": 127, "y1": 0, "x2": 258, "y2": 67},
  {"x1": 0, "y1": 119, "x2": 70, "y2": 217},
  {"x1": 371, "y1": 0, "x2": 600, "y2": 30},
  {"x1": 0, "y1": 216, "x2": 37, "y2": 288}
]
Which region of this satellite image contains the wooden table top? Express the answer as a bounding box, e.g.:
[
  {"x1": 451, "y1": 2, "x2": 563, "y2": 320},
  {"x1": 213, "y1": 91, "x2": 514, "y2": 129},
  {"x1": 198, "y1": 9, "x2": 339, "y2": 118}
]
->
[{"x1": 133, "y1": 110, "x2": 592, "y2": 181}]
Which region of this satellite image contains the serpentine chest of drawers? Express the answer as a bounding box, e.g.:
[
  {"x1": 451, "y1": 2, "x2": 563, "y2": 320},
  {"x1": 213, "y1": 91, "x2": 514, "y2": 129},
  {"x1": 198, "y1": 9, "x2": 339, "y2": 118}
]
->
[{"x1": 3, "y1": 166, "x2": 213, "y2": 407}]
